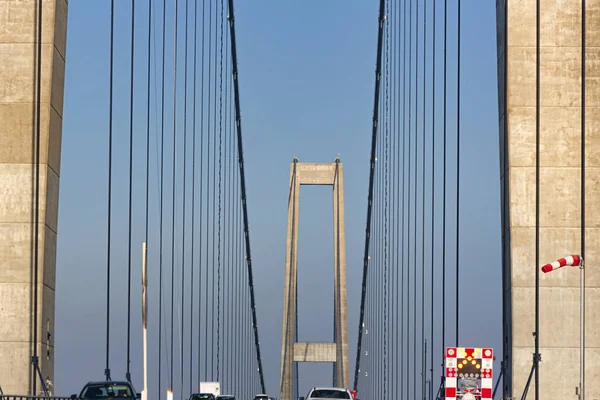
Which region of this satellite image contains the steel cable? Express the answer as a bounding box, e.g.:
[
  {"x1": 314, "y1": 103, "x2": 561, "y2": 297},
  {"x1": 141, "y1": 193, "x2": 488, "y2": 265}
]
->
[
  {"x1": 226, "y1": 0, "x2": 266, "y2": 390},
  {"x1": 32, "y1": 0, "x2": 43, "y2": 393},
  {"x1": 126, "y1": 0, "x2": 136, "y2": 382},
  {"x1": 170, "y1": 0, "x2": 179, "y2": 389},
  {"x1": 353, "y1": 0, "x2": 386, "y2": 389},
  {"x1": 104, "y1": 0, "x2": 115, "y2": 383},
  {"x1": 158, "y1": 0, "x2": 167, "y2": 394},
  {"x1": 190, "y1": 0, "x2": 198, "y2": 391},
  {"x1": 180, "y1": 0, "x2": 189, "y2": 396}
]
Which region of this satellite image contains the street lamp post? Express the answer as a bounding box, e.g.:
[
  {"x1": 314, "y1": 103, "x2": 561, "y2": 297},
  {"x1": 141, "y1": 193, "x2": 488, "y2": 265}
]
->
[{"x1": 541, "y1": 254, "x2": 585, "y2": 400}]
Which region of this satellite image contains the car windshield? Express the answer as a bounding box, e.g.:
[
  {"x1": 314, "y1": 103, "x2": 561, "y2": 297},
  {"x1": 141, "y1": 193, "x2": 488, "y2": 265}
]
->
[
  {"x1": 310, "y1": 390, "x2": 350, "y2": 399},
  {"x1": 81, "y1": 384, "x2": 133, "y2": 398}
]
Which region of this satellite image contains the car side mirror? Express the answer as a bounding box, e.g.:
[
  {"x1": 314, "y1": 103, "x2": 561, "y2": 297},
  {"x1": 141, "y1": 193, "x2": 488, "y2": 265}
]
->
[
  {"x1": 136, "y1": 393, "x2": 142, "y2": 399},
  {"x1": 299, "y1": 397, "x2": 305, "y2": 400},
  {"x1": 70, "y1": 395, "x2": 77, "y2": 399}
]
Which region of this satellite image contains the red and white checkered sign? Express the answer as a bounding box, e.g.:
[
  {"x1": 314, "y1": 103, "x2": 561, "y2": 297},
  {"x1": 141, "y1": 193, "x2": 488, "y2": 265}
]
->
[{"x1": 445, "y1": 347, "x2": 493, "y2": 400}]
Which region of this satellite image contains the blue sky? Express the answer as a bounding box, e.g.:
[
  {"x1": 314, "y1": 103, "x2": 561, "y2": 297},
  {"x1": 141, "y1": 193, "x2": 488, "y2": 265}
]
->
[{"x1": 55, "y1": 0, "x2": 501, "y2": 398}]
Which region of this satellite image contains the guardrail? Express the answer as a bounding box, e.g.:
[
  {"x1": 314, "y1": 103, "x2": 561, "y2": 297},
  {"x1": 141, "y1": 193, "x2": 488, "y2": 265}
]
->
[{"x1": 0, "y1": 396, "x2": 78, "y2": 400}]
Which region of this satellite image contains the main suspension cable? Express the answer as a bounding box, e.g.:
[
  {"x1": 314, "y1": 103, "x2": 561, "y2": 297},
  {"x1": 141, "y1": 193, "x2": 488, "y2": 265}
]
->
[
  {"x1": 227, "y1": 0, "x2": 266, "y2": 391},
  {"x1": 353, "y1": 0, "x2": 386, "y2": 389}
]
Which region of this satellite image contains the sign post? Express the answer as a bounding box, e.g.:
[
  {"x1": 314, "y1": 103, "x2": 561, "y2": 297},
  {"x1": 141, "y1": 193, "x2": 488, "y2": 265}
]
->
[{"x1": 142, "y1": 242, "x2": 148, "y2": 400}]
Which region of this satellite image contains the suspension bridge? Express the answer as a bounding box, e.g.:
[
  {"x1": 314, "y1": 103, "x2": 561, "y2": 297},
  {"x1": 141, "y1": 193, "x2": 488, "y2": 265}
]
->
[{"x1": 0, "y1": 1, "x2": 597, "y2": 400}]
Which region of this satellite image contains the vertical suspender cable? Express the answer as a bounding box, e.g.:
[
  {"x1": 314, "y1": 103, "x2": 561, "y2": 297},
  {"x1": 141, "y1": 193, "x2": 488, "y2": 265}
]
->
[
  {"x1": 217, "y1": 0, "x2": 224, "y2": 382},
  {"x1": 394, "y1": 0, "x2": 401, "y2": 394},
  {"x1": 353, "y1": 0, "x2": 385, "y2": 389},
  {"x1": 413, "y1": 0, "x2": 419, "y2": 395},
  {"x1": 32, "y1": 0, "x2": 43, "y2": 394},
  {"x1": 204, "y1": 0, "x2": 214, "y2": 379},
  {"x1": 441, "y1": 0, "x2": 447, "y2": 371},
  {"x1": 159, "y1": 0, "x2": 167, "y2": 394},
  {"x1": 421, "y1": 1, "x2": 427, "y2": 398},
  {"x1": 390, "y1": 0, "x2": 398, "y2": 395},
  {"x1": 205, "y1": 0, "x2": 212, "y2": 379},
  {"x1": 226, "y1": 42, "x2": 233, "y2": 392},
  {"x1": 401, "y1": 0, "x2": 407, "y2": 395},
  {"x1": 190, "y1": 0, "x2": 198, "y2": 392},
  {"x1": 580, "y1": 0, "x2": 586, "y2": 395},
  {"x1": 145, "y1": 0, "x2": 152, "y2": 313},
  {"x1": 126, "y1": 0, "x2": 136, "y2": 383},
  {"x1": 105, "y1": 0, "x2": 115, "y2": 383},
  {"x1": 170, "y1": 0, "x2": 179, "y2": 389},
  {"x1": 181, "y1": 0, "x2": 189, "y2": 396},
  {"x1": 144, "y1": 0, "x2": 152, "y2": 390},
  {"x1": 534, "y1": 0, "x2": 541, "y2": 398},
  {"x1": 227, "y1": 0, "x2": 266, "y2": 391},
  {"x1": 383, "y1": 0, "x2": 390, "y2": 395},
  {"x1": 198, "y1": 0, "x2": 206, "y2": 384},
  {"x1": 455, "y1": 0, "x2": 461, "y2": 348},
  {"x1": 211, "y1": 0, "x2": 218, "y2": 379},
  {"x1": 430, "y1": 0, "x2": 436, "y2": 392},
  {"x1": 407, "y1": 0, "x2": 413, "y2": 396},
  {"x1": 501, "y1": 0, "x2": 508, "y2": 395}
]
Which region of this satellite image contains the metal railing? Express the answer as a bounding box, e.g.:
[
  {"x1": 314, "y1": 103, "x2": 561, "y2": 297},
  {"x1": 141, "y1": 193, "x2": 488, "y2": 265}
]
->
[{"x1": 0, "y1": 396, "x2": 77, "y2": 400}]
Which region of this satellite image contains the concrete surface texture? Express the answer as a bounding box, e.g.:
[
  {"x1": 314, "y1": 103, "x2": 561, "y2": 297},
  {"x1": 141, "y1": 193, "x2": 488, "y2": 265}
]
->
[
  {"x1": 279, "y1": 159, "x2": 349, "y2": 400},
  {"x1": 497, "y1": 0, "x2": 600, "y2": 398},
  {"x1": 0, "y1": 0, "x2": 67, "y2": 395}
]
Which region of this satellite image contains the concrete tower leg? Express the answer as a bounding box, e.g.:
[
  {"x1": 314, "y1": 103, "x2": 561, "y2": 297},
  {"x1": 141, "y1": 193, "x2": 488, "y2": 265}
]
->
[{"x1": 0, "y1": 0, "x2": 67, "y2": 395}]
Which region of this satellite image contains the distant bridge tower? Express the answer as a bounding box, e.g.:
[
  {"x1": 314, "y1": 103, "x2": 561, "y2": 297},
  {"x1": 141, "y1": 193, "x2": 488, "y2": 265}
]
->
[
  {"x1": 496, "y1": 1, "x2": 599, "y2": 398},
  {"x1": 0, "y1": 0, "x2": 67, "y2": 394},
  {"x1": 279, "y1": 158, "x2": 349, "y2": 400}
]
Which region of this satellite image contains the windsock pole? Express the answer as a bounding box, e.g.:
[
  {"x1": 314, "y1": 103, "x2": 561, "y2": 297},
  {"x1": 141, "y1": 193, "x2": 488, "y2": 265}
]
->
[
  {"x1": 142, "y1": 242, "x2": 148, "y2": 400},
  {"x1": 541, "y1": 255, "x2": 585, "y2": 400}
]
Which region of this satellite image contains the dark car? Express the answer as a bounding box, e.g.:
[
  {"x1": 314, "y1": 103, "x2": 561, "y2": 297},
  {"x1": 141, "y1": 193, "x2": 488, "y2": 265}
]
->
[
  {"x1": 74, "y1": 381, "x2": 140, "y2": 399},
  {"x1": 190, "y1": 393, "x2": 216, "y2": 400}
]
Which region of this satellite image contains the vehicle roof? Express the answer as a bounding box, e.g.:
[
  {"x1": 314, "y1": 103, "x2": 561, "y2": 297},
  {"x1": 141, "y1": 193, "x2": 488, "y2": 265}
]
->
[
  {"x1": 85, "y1": 382, "x2": 133, "y2": 386},
  {"x1": 310, "y1": 388, "x2": 349, "y2": 391}
]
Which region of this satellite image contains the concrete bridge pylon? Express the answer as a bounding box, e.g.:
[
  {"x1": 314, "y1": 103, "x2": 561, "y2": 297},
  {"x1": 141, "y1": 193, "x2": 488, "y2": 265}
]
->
[
  {"x1": 279, "y1": 158, "x2": 349, "y2": 400},
  {"x1": 0, "y1": 0, "x2": 68, "y2": 394}
]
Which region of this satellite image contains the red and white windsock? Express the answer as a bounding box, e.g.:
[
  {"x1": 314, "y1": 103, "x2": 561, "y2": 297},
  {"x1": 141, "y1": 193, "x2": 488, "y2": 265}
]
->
[{"x1": 541, "y1": 254, "x2": 584, "y2": 273}]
